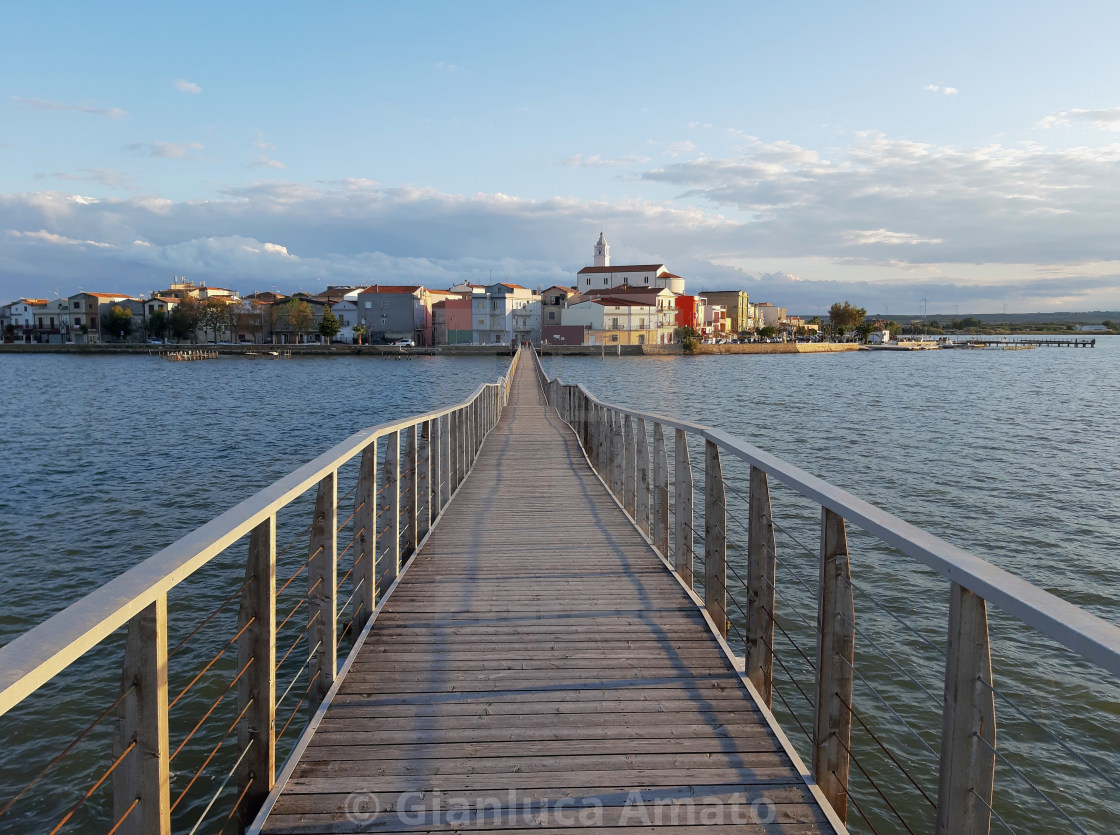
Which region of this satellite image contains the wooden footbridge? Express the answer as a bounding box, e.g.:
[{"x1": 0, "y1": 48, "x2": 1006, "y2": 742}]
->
[{"x1": 2, "y1": 348, "x2": 1119, "y2": 834}]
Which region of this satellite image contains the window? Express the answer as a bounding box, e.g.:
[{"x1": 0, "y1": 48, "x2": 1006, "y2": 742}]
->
[
  {"x1": 611, "y1": 317, "x2": 619, "y2": 329},
  {"x1": 639, "y1": 318, "x2": 645, "y2": 329},
  {"x1": 478, "y1": 318, "x2": 485, "y2": 326},
  {"x1": 610, "y1": 334, "x2": 619, "y2": 342},
  {"x1": 381, "y1": 301, "x2": 389, "y2": 309},
  {"x1": 603, "y1": 278, "x2": 608, "y2": 286},
  {"x1": 364, "y1": 301, "x2": 372, "y2": 308},
  {"x1": 644, "y1": 276, "x2": 649, "y2": 283},
  {"x1": 548, "y1": 312, "x2": 556, "y2": 321}
]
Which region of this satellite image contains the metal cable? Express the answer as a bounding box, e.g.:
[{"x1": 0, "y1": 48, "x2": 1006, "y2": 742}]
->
[
  {"x1": 0, "y1": 684, "x2": 135, "y2": 817},
  {"x1": 837, "y1": 611, "x2": 942, "y2": 707},
  {"x1": 969, "y1": 787, "x2": 1020, "y2": 834},
  {"x1": 169, "y1": 575, "x2": 254, "y2": 659},
  {"x1": 849, "y1": 576, "x2": 945, "y2": 658},
  {"x1": 186, "y1": 737, "x2": 255, "y2": 835},
  {"x1": 170, "y1": 698, "x2": 254, "y2": 813},
  {"x1": 836, "y1": 689, "x2": 938, "y2": 809},
  {"x1": 170, "y1": 656, "x2": 255, "y2": 763},
  {"x1": 169, "y1": 617, "x2": 255, "y2": 711},
  {"x1": 976, "y1": 735, "x2": 1088, "y2": 834},
  {"x1": 105, "y1": 797, "x2": 140, "y2": 835},
  {"x1": 276, "y1": 595, "x2": 306, "y2": 634},
  {"x1": 840, "y1": 774, "x2": 883, "y2": 835},
  {"x1": 46, "y1": 741, "x2": 136, "y2": 835},
  {"x1": 842, "y1": 655, "x2": 939, "y2": 760},
  {"x1": 275, "y1": 618, "x2": 312, "y2": 674},
  {"x1": 978, "y1": 678, "x2": 1120, "y2": 795},
  {"x1": 832, "y1": 732, "x2": 918, "y2": 834},
  {"x1": 222, "y1": 774, "x2": 255, "y2": 827}
]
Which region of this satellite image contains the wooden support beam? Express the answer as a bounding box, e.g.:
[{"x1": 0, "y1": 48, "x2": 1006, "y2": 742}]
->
[
  {"x1": 611, "y1": 411, "x2": 624, "y2": 500},
  {"x1": 402, "y1": 425, "x2": 418, "y2": 559},
  {"x1": 704, "y1": 441, "x2": 727, "y2": 638},
  {"x1": 236, "y1": 516, "x2": 276, "y2": 830},
  {"x1": 673, "y1": 429, "x2": 694, "y2": 587},
  {"x1": 636, "y1": 417, "x2": 651, "y2": 536},
  {"x1": 936, "y1": 582, "x2": 996, "y2": 835},
  {"x1": 307, "y1": 472, "x2": 337, "y2": 715},
  {"x1": 113, "y1": 596, "x2": 170, "y2": 835},
  {"x1": 623, "y1": 414, "x2": 636, "y2": 518},
  {"x1": 653, "y1": 423, "x2": 669, "y2": 555},
  {"x1": 428, "y1": 418, "x2": 441, "y2": 527},
  {"x1": 418, "y1": 420, "x2": 431, "y2": 540},
  {"x1": 380, "y1": 432, "x2": 400, "y2": 593},
  {"x1": 354, "y1": 445, "x2": 377, "y2": 626},
  {"x1": 746, "y1": 465, "x2": 776, "y2": 707},
  {"x1": 814, "y1": 508, "x2": 854, "y2": 822}
]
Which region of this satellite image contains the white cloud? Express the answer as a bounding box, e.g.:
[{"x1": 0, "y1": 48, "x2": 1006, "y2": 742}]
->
[
  {"x1": 12, "y1": 96, "x2": 126, "y2": 119},
  {"x1": 43, "y1": 168, "x2": 139, "y2": 191},
  {"x1": 564, "y1": 153, "x2": 651, "y2": 168},
  {"x1": 124, "y1": 141, "x2": 203, "y2": 159},
  {"x1": 923, "y1": 84, "x2": 958, "y2": 96},
  {"x1": 1040, "y1": 107, "x2": 1120, "y2": 130},
  {"x1": 844, "y1": 229, "x2": 943, "y2": 246},
  {"x1": 664, "y1": 140, "x2": 697, "y2": 157},
  {"x1": 7, "y1": 229, "x2": 113, "y2": 248},
  {"x1": 249, "y1": 154, "x2": 285, "y2": 169},
  {"x1": 173, "y1": 78, "x2": 202, "y2": 95},
  {"x1": 435, "y1": 62, "x2": 462, "y2": 73}
]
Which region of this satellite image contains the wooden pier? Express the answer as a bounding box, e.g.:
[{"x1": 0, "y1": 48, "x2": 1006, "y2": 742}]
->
[
  {"x1": 948, "y1": 336, "x2": 1096, "y2": 347},
  {"x1": 253, "y1": 358, "x2": 838, "y2": 833}
]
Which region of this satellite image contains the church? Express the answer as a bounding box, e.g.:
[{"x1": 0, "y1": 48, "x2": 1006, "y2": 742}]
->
[{"x1": 575, "y1": 232, "x2": 685, "y2": 295}]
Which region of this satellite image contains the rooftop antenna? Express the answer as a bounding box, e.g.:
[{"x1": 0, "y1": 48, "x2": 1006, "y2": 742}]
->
[{"x1": 920, "y1": 296, "x2": 929, "y2": 318}]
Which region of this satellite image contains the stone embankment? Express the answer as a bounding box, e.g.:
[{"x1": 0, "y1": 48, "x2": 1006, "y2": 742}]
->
[{"x1": 1, "y1": 342, "x2": 863, "y2": 357}]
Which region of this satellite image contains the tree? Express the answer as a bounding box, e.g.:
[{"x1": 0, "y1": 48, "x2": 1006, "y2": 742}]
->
[
  {"x1": 146, "y1": 309, "x2": 168, "y2": 341},
  {"x1": 674, "y1": 325, "x2": 700, "y2": 353},
  {"x1": 828, "y1": 301, "x2": 867, "y2": 339},
  {"x1": 286, "y1": 299, "x2": 315, "y2": 344},
  {"x1": 319, "y1": 306, "x2": 342, "y2": 343},
  {"x1": 103, "y1": 305, "x2": 133, "y2": 342},
  {"x1": 758, "y1": 325, "x2": 777, "y2": 339},
  {"x1": 352, "y1": 324, "x2": 367, "y2": 345},
  {"x1": 169, "y1": 296, "x2": 203, "y2": 342},
  {"x1": 199, "y1": 298, "x2": 229, "y2": 343}
]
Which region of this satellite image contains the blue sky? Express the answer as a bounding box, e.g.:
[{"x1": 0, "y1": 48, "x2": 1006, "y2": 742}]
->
[{"x1": 3, "y1": 1, "x2": 1120, "y2": 314}]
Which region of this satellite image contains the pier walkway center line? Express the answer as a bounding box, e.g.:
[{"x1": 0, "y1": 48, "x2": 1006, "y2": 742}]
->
[{"x1": 254, "y1": 359, "x2": 838, "y2": 833}]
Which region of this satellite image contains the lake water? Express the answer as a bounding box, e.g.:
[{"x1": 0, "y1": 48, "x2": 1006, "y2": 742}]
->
[{"x1": 2, "y1": 343, "x2": 1118, "y2": 833}]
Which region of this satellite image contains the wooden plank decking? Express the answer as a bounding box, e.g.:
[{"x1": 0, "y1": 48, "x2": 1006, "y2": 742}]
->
[{"x1": 258, "y1": 360, "x2": 838, "y2": 833}]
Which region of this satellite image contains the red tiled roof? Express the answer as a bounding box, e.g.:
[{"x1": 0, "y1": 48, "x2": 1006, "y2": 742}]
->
[
  {"x1": 359, "y1": 285, "x2": 421, "y2": 294},
  {"x1": 577, "y1": 264, "x2": 665, "y2": 274},
  {"x1": 498, "y1": 282, "x2": 528, "y2": 290}
]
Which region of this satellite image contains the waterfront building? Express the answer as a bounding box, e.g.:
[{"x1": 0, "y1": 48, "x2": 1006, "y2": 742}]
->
[
  {"x1": 3, "y1": 298, "x2": 48, "y2": 342},
  {"x1": 436, "y1": 296, "x2": 475, "y2": 345},
  {"x1": 754, "y1": 302, "x2": 787, "y2": 330},
  {"x1": 698, "y1": 290, "x2": 750, "y2": 335},
  {"x1": 356, "y1": 285, "x2": 433, "y2": 345},
  {"x1": 563, "y1": 296, "x2": 660, "y2": 346},
  {"x1": 512, "y1": 300, "x2": 542, "y2": 346},
  {"x1": 66, "y1": 292, "x2": 138, "y2": 343},
  {"x1": 540, "y1": 285, "x2": 579, "y2": 332},
  {"x1": 470, "y1": 283, "x2": 538, "y2": 345},
  {"x1": 578, "y1": 285, "x2": 678, "y2": 343},
  {"x1": 575, "y1": 232, "x2": 686, "y2": 294}
]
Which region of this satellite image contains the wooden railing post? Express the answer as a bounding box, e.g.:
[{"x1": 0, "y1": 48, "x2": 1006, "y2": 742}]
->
[
  {"x1": 595, "y1": 406, "x2": 607, "y2": 476},
  {"x1": 673, "y1": 429, "x2": 694, "y2": 587},
  {"x1": 449, "y1": 410, "x2": 459, "y2": 489},
  {"x1": 746, "y1": 465, "x2": 776, "y2": 706},
  {"x1": 402, "y1": 425, "x2": 418, "y2": 559},
  {"x1": 354, "y1": 444, "x2": 377, "y2": 627},
  {"x1": 704, "y1": 441, "x2": 727, "y2": 637},
  {"x1": 636, "y1": 417, "x2": 650, "y2": 536},
  {"x1": 611, "y1": 410, "x2": 624, "y2": 500},
  {"x1": 237, "y1": 516, "x2": 276, "y2": 830},
  {"x1": 418, "y1": 420, "x2": 431, "y2": 540},
  {"x1": 936, "y1": 582, "x2": 996, "y2": 835},
  {"x1": 381, "y1": 432, "x2": 401, "y2": 592},
  {"x1": 113, "y1": 596, "x2": 170, "y2": 835},
  {"x1": 814, "y1": 508, "x2": 854, "y2": 822},
  {"x1": 307, "y1": 471, "x2": 337, "y2": 715},
  {"x1": 653, "y1": 423, "x2": 669, "y2": 555},
  {"x1": 429, "y1": 418, "x2": 441, "y2": 526},
  {"x1": 623, "y1": 415, "x2": 636, "y2": 517}
]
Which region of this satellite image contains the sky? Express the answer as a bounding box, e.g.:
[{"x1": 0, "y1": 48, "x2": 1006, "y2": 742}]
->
[{"x1": 3, "y1": 0, "x2": 1120, "y2": 315}]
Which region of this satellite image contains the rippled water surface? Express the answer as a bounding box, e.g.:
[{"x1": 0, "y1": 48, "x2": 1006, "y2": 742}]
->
[{"x1": 2, "y1": 343, "x2": 1118, "y2": 833}]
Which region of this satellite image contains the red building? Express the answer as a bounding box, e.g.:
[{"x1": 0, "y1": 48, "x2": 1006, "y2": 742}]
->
[{"x1": 676, "y1": 295, "x2": 702, "y2": 329}]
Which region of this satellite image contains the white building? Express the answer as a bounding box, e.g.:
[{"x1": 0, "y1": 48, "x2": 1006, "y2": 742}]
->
[
  {"x1": 563, "y1": 296, "x2": 660, "y2": 345},
  {"x1": 512, "y1": 300, "x2": 542, "y2": 346},
  {"x1": 575, "y1": 232, "x2": 686, "y2": 294},
  {"x1": 470, "y1": 283, "x2": 539, "y2": 345}
]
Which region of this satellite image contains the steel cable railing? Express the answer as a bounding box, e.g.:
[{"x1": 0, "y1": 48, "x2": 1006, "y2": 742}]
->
[{"x1": 538, "y1": 356, "x2": 1120, "y2": 835}]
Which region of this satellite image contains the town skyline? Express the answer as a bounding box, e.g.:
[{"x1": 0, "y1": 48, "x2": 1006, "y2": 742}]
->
[{"x1": 4, "y1": 2, "x2": 1120, "y2": 313}]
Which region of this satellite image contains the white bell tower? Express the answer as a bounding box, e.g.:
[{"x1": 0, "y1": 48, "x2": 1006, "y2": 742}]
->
[{"x1": 593, "y1": 231, "x2": 610, "y2": 267}]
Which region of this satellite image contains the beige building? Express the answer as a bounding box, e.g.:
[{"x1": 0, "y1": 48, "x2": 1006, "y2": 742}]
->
[
  {"x1": 563, "y1": 296, "x2": 660, "y2": 345},
  {"x1": 698, "y1": 290, "x2": 750, "y2": 334}
]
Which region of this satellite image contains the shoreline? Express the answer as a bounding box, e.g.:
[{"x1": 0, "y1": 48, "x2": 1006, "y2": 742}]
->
[{"x1": 0, "y1": 342, "x2": 864, "y2": 357}]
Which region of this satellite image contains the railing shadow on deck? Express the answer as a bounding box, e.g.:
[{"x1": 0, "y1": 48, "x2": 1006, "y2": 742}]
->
[
  {"x1": 0, "y1": 350, "x2": 522, "y2": 835},
  {"x1": 531, "y1": 348, "x2": 1120, "y2": 835}
]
